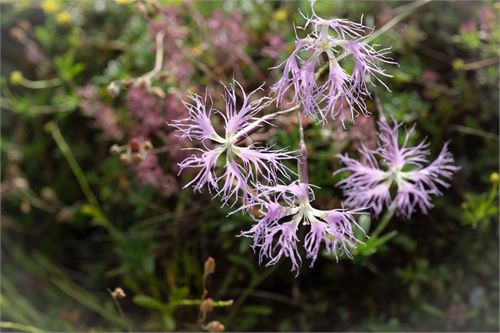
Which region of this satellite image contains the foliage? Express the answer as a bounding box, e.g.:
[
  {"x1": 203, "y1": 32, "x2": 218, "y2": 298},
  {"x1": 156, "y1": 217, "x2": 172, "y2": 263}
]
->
[{"x1": 1, "y1": 0, "x2": 498, "y2": 331}]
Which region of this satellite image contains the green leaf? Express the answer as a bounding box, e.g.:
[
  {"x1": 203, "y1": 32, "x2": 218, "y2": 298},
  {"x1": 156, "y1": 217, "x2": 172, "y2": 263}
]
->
[{"x1": 133, "y1": 295, "x2": 166, "y2": 311}]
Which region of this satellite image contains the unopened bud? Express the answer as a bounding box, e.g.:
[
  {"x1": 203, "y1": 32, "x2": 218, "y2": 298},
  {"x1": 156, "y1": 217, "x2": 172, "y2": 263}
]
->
[
  {"x1": 41, "y1": 187, "x2": 57, "y2": 202},
  {"x1": 20, "y1": 200, "x2": 31, "y2": 213},
  {"x1": 143, "y1": 140, "x2": 153, "y2": 151},
  {"x1": 204, "y1": 257, "x2": 216, "y2": 275},
  {"x1": 120, "y1": 153, "x2": 130, "y2": 163},
  {"x1": 107, "y1": 81, "x2": 120, "y2": 98},
  {"x1": 129, "y1": 138, "x2": 141, "y2": 153},
  {"x1": 131, "y1": 153, "x2": 143, "y2": 165},
  {"x1": 205, "y1": 321, "x2": 225, "y2": 332},
  {"x1": 111, "y1": 287, "x2": 126, "y2": 299},
  {"x1": 200, "y1": 298, "x2": 214, "y2": 314},
  {"x1": 110, "y1": 144, "x2": 121, "y2": 154},
  {"x1": 12, "y1": 177, "x2": 29, "y2": 190}
]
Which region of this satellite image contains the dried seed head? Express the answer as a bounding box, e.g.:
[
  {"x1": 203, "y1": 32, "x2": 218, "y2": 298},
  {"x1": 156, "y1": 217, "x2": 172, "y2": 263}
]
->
[
  {"x1": 41, "y1": 187, "x2": 57, "y2": 202},
  {"x1": 120, "y1": 153, "x2": 130, "y2": 163},
  {"x1": 205, "y1": 321, "x2": 225, "y2": 332},
  {"x1": 131, "y1": 152, "x2": 144, "y2": 165},
  {"x1": 129, "y1": 138, "x2": 141, "y2": 153},
  {"x1": 107, "y1": 81, "x2": 120, "y2": 98},
  {"x1": 204, "y1": 257, "x2": 216, "y2": 275},
  {"x1": 20, "y1": 200, "x2": 31, "y2": 214},
  {"x1": 110, "y1": 144, "x2": 121, "y2": 154},
  {"x1": 12, "y1": 177, "x2": 29, "y2": 190},
  {"x1": 111, "y1": 287, "x2": 126, "y2": 300},
  {"x1": 143, "y1": 140, "x2": 153, "y2": 151}
]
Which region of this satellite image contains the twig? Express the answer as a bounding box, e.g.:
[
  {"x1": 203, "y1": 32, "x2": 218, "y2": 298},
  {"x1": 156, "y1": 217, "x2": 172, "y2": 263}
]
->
[
  {"x1": 461, "y1": 57, "x2": 499, "y2": 71},
  {"x1": 450, "y1": 124, "x2": 499, "y2": 142},
  {"x1": 107, "y1": 289, "x2": 133, "y2": 333}
]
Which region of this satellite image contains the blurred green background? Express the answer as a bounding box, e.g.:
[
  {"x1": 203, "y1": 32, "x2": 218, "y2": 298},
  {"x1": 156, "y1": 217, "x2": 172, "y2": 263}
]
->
[{"x1": 1, "y1": 0, "x2": 499, "y2": 331}]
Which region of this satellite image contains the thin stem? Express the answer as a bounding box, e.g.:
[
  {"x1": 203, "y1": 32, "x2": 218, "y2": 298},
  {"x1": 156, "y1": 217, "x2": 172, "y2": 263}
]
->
[
  {"x1": 0, "y1": 321, "x2": 46, "y2": 333},
  {"x1": 226, "y1": 264, "x2": 279, "y2": 327},
  {"x1": 175, "y1": 299, "x2": 234, "y2": 307},
  {"x1": 107, "y1": 289, "x2": 133, "y2": 333},
  {"x1": 297, "y1": 109, "x2": 309, "y2": 184},
  {"x1": 45, "y1": 121, "x2": 114, "y2": 232},
  {"x1": 20, "y1": 77, "x2": 62, "y2": 89},
  {"x1": 135, "y1": 31, "x2": 165, "y2": 84},
  {"x1": 371, "y1": 202, "x2": 397, "y2": 238},
  {"x1": 234, "y1": 104, "x2": 299, "y2": 144}
]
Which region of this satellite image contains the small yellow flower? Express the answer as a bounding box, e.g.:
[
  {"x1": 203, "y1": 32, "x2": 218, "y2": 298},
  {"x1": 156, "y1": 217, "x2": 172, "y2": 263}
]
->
[
  {"x1": 114, "y1": 0, "x2": 135, "y2": 4},
  {"x1": 56, "y1": 11, "x2": 72, "y2": 25},
  {"x1": 10, "y1": 71, "x2": 23, "y2": 85},
  {"x1": 41, "y1": 0, "x2": 60, "y2": 14},
  {"x1": 490, "y1": 172, "x2": 499, "y2": 184},
  {"x1": 452, "y1": 58, "x2": 465, "y2": 70},
  {"x1": 273, "y1": 8, "x2": 288, "y2": 23}
]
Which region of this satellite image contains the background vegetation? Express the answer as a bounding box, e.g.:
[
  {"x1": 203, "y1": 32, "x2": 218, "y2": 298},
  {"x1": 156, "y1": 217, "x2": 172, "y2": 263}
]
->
[{"x1": 1, "y1": 0, "x2": 499, "y2": 331}]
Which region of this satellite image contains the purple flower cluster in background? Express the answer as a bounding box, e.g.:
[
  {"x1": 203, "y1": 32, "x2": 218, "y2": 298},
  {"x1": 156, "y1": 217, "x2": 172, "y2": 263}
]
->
[
  {"x1": 207, "y1": 10, "x2": 248, "y2": 66},
  {"x1": 77, "y1": 85, "x2": 123, "y2": 140}
]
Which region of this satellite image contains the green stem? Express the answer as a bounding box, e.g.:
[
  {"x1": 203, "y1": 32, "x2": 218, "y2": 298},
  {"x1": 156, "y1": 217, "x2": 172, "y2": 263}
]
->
[
  {"x1": 371, "y1": 203, "x2": 397, "y2": 238},
  {"x1": 226, "y1": 264, "x2": 279, "y2": 327},
  {"x1": 45, "y1": 121, "x2": 114, "y2": 232},
  {"x1": 0, "y1": 321, "x2": 47, "y2": 333},
  {"x1": 20, "y1": 78, "x2": 61, "y2": 89},
  {"x1": 174, "y1": 299, "x2": 234, "y2": 307}
]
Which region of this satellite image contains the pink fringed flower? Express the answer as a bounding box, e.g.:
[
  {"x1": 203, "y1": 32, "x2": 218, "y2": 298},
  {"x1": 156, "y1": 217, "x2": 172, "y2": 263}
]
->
[
  {"x1": 240, "y1": 181, "x2": 365, "y2": 275},
  {"x1": 272, "y1": 8, "x2": 394, "y2": 124},
  {"x1": 171, "y1": 82, "x2": 294, "y2": 204},
  {"x1": 336, "y1": 120, "x2": 460, "y2": 218}
]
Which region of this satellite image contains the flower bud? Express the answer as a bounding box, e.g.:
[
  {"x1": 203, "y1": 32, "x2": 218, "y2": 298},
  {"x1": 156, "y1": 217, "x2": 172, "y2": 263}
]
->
[
  {"x1": 107, "y1": 81, "x2": 120, "y2": 98},
  {"x1": 143, "y1": 140, "x2": 153, "y2": 151},
  {"x1": 110, "y1": 144, "x2": 121, "y2": 154},
  {"x1": 41, "y1": 187, "x2": 57, "y2": 202},
  {"x1": 205, "y1": 321, "x2": 225, "y2": 332},
  {"x1": 111, "y1": 287, "x2": 126, "y2": 299},
  {"x1": 490, "y1": 172, "x2": 499, "y2": 184},
  {"x1": 200, "y1": 298, "x2": 214, "y2": 314},
  {"x1": 131, "y1": 152, "x2": 143, "y2": 165},
  {"x1": 204, "y1": 257, "x2": 216, "y2": 275},
  {"x1": 129, "y1": 138, "x2": 141, "y2": 153}
]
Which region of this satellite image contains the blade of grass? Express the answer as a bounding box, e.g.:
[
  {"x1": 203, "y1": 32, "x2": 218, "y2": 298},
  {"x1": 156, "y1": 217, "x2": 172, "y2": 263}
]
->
[{"x1": 33, "y1": 252, "x2": 130, "y2": 330}]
